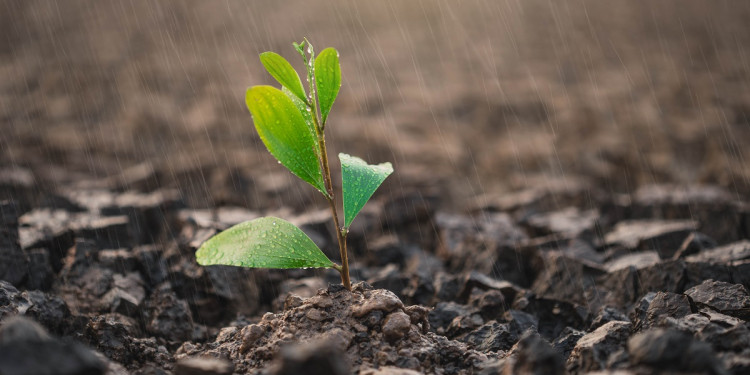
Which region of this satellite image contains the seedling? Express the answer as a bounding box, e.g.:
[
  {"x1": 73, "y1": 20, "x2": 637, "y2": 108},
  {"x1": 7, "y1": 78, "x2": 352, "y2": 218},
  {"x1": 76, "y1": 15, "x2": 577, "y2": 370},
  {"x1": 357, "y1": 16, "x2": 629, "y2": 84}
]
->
[{"x1": 196, "y1": 39, "x2": 393, "y2": 290}]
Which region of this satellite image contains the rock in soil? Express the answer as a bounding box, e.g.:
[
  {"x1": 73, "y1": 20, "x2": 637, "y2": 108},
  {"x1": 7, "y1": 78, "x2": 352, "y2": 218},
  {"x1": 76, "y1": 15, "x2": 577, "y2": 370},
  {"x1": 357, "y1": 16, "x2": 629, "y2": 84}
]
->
[
  {"x1": 0, "y1": 316, "x2": 106, "y2": 375},
  {"x1": 566, "y1": 321, "x2": 632, "y2": 373},
  {"x1": 627, "y1": 328, "x2": 723, "y2": 374},
  {"x1": 684, "y1": 279, "x2": 750, "y2": 320}
]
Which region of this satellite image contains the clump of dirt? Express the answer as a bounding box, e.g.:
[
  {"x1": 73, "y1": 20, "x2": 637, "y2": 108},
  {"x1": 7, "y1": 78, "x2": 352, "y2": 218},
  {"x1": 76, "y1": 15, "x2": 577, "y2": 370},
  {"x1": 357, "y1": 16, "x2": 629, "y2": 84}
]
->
[{"x1": 178, "y1": 285, "x2": 487, "y2": 374}]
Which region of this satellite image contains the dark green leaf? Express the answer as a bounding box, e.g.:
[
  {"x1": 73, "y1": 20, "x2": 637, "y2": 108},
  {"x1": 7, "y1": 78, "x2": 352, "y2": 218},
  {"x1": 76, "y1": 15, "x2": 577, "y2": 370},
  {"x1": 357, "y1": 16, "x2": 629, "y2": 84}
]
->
[
  {"x1": 246, "y1": 86, "x2": 327, "y2": 196},
  {"x1": 260, "y1": 52, "x2": 308, "y2": 104},
  {"x1": 339, "y1": 153, "x2": 393, "y2": 228},
  {"x1": 196, "y1": 217, "x2": 334, "y2": 269},
  {"x1": 314, "y1": 48, "x2": 341, "y2": 124}
]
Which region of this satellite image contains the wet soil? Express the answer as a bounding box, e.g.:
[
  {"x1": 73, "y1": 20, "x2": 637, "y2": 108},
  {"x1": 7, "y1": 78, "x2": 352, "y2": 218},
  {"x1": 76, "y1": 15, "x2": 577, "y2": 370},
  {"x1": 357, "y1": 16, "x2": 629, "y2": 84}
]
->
[
  {"x1": 2, "y1": 179, "x2": 750, "y2": 374},
  {"x1": 3, "y1": 1, "x2": 750, "y2": 374}
]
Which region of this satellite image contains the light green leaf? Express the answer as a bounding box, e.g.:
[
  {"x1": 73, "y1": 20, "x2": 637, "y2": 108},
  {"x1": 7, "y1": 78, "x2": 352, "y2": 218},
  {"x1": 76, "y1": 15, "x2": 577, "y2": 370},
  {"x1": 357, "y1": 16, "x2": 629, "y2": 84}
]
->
[
  {"x1": 282, "y1": 86, "x2": 319, "y2": 155},
  {"x1": 339, "y1": 153, "x2": 393, "y2": 228},
  {"x1": 314, "y1": 48, "x2": 341, "y2": 124},
  {"x1": 246, "y1": 86, "x2": 327, "y2": 196},
  {"x1": 196, "y1": 217, "x2": 334, "y2": 269},
  {"x1": 260, "y1": 52, "x2": 308, "y2": 104}
]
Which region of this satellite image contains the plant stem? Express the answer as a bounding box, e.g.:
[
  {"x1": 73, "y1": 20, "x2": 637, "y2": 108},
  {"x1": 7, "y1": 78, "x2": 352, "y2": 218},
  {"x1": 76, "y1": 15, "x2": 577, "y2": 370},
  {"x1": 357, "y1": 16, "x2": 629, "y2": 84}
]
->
[
  {"x1": 318, "y1": 134, "x2": 351, "y2": 290},
  {"x1": 302, "y1": 39, "x2": 351, "y2": 290}
]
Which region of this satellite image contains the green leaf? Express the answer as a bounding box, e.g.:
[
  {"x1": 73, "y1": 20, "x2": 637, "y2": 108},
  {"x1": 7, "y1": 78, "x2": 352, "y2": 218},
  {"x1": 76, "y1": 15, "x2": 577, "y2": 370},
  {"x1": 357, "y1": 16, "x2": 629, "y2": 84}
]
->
[
  {"x1": 196, "y1": 217, "x2": 334, "y2": 269},
  {"x1": 246, "y1": 86, "x2": 327, "y2": 196},
  {"x1": 282, "y1": 86, "x2": 318, "y2": 156},
  {"x1": 339, "y1": 153, "x2": 393, "y2": 228},
  {"x1": 260, "y1": 52, "x2": 308, "y2": 104},
  {"x1": 314, "y1": 48, "x2": 341, "y2": 124}
]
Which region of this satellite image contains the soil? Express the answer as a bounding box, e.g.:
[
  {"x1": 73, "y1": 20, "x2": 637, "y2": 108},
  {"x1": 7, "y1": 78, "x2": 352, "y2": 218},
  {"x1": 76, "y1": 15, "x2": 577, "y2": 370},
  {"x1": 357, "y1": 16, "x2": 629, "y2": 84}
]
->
[{"x1": 2, "y1": 1, "x2": 750, "y2": 374}]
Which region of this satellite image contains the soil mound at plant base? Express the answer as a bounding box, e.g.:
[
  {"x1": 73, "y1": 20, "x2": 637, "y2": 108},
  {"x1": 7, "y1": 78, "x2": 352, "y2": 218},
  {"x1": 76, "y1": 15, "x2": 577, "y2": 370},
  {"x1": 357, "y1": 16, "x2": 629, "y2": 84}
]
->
[{"x1": 176, "y1": 285, "x2": 489, "y2": 374}]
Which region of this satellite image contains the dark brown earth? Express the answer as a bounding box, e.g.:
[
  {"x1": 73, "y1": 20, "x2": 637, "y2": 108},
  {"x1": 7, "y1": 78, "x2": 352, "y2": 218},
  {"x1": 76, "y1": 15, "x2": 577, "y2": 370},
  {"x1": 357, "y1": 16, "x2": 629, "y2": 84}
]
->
[{"x1": 2, "y1": 1, "x2": 750, "y2": 374}]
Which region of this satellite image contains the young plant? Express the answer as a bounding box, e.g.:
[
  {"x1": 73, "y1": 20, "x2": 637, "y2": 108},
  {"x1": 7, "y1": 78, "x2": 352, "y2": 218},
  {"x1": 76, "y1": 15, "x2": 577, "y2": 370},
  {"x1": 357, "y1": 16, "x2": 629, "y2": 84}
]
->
[{"x1": 196, "y1": 39, "x2": 393, "y2": 290}]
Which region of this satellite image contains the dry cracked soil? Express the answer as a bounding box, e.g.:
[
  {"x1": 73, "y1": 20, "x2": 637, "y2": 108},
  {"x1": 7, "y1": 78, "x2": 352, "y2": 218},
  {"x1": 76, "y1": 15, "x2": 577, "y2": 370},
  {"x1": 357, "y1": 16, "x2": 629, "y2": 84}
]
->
[{"x1": 3, "y1": 1, "x2": 750, "y2": 374}]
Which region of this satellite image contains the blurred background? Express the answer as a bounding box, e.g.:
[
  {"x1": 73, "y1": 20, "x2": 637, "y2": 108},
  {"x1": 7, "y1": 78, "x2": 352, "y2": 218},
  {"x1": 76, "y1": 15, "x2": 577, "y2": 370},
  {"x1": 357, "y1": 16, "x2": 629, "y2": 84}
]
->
[{"x1": 2, "y1": 0, "x2": 750, "y2": 212}]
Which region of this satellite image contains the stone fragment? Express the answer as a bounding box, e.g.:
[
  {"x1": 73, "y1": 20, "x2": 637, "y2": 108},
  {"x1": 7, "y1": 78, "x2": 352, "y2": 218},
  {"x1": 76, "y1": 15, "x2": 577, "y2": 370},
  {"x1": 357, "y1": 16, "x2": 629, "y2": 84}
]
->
[
  {"x1": 597, "y1": 267, "x2": 639, "y2": 307},
  {"x1": 673, "y1": 232, "x2": 717, "y2": 259},
  {"x1": 240, "y1": 324, "x2": 265, "y2": 354},
  {"x1": 446, "y1": 314, "x2": 485, "y2": 338},
  {"x1": 632, "y1": 184, "x2": 741, "y2": 244},
  {"x1": 686, "y1": 240, "x2": 750, "y2": 263},
  {"x1": 590, "y1": 306, "x2": 629, "y2": 330},
  {"x1": 0, "y1": 316, "x2": 106, "y2": 375},
  {"x1": 636, "y1": 260, "x2": 686, "y2": 295},
  {"x1": 352, "y1": 289, "x2": 404, "y2": 317},
  {"x1": 471, "y1": 289, "x2": 507, "y2": 320},
  {"x1": 436, "y1": 212, "x2": 527, "y2": 274},
  {"x1": 473, "y1": 180, "x2": 598, "y2": 216},
  {"x1": 627, "y1": 328, "x2": 722, "y2": 373},
  {"x1": 382, "y1": 311, "x2": 411, "y2": 342},
  {"x1": 429, "y1": 302, "x2": 471, "y2": 334},
  {"x1": 566, "y1": 321, "x2": 631, "y2": 373},
  {"x1": 459, "y1": 271, "x2": 521, "y2": 304},
  {"x1": 134, "y1": 245, "x2": 168, "y2": 286},
  {"x1": 515, "y1": 296, "x2": 587, "y2": 340},
  {"x1": 604, "y1": 251, "x2": 660, "y2": 272},
  {"x1": 145, "y1": 286, "x2": 194, "y2": 342},
  {"x1": 103, "y1": 288, "x2": 141, "y2": 316},
  {"x1": 531, "y1": 253, "x2": 604, "y2": 306},
  {"x1": 460, "y1": 321, "x2": 516, "y2": 352},
  {"x1": 685, "y1": 279, "x2": 750, "y2": 320},
  {"x1": 0, "y1": 280, "x2": 25, "y2": 320},
  {"x1": 632, "y1": 291, "x2": 694, "y2": 331},
  {"x1": 84, "y1": 313, "x2": 170, "y2": 367},
  {"x1": 604, "y1": 219, "x2": 696, "y2": 258},
  {"x1": 20, "y1": 290, "x2": 71, "y2": 335},
  {"x1": 433, "y1": 272, "x2": 462, "y2": 302},
  {"x1": 510, "y1": 331, "x2": 564, "y2": 375},
  {"x1": 524, "y1": 207, "x2": 598, "y2": 241},
  {"x1": 553, "y1": 327, "x2": 585, "y2": 361}
]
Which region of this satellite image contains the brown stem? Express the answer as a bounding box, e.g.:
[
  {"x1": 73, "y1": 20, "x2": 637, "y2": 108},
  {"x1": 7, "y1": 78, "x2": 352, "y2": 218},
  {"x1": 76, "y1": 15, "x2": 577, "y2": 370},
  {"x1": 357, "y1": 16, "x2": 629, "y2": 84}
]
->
[{"x1": 317, "y1": 132, "x2": 351, "y2": 290}]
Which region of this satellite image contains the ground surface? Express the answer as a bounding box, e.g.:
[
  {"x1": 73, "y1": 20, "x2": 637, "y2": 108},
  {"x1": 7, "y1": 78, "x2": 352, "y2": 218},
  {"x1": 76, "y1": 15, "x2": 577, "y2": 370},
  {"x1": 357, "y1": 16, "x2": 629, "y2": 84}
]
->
[{"x1": 2, "y1": 1, "x2": 750, "y2": 374}]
